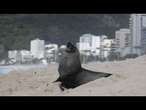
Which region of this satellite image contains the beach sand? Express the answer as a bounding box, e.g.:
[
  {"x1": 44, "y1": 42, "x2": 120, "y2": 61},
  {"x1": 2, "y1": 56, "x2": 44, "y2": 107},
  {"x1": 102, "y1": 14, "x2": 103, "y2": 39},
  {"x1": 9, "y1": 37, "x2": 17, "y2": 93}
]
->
[{"x1": 0, "y1": 55, "x2": 146, "y2": 96}]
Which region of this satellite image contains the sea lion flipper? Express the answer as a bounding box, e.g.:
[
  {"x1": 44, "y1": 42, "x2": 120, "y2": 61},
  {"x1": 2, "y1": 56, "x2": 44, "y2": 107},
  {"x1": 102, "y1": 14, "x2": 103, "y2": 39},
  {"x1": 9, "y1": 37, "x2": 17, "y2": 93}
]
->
[
  {"x1": 104, "y1": 73, "x2": 112, "y2": 77},
  {"x1": 95, "y1": 72, "x2": 112, "y2": 78},
  {"x1": 53, "y1": 77, "x2": 61, "y2": 82}
]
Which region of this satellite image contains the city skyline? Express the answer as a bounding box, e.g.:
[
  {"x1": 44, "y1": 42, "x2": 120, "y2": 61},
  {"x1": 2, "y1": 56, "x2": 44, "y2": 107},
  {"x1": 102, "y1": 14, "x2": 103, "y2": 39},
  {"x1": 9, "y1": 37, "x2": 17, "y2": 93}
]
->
[{"x1": 1, "y1": 14, "x2": 146, "y2": 64}]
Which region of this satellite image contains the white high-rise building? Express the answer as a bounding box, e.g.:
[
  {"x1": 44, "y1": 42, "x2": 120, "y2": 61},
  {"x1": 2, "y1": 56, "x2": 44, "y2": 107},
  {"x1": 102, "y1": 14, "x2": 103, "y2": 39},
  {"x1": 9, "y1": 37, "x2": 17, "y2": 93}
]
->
[
  {"x1": 130, "y1": 14, "x2": 146, "y2": 55},
  {"x1": 79, "y1": 33, "x2": 112, "y2": 58},
  {"x1": 78, "y1": 42, "x2": 90, "y2": 51},
  {"x1": 79, "y1": 33, "x2": 100, "y2": 51},
  {"x1": 115, "y1": 28, "x2": 131, "y2": 57},
  {"x1": 30, "y1": 38, "x2": 45, "y2": 59},
  {"x1": 115, "y1": 29, "x2": 131, "y2": 49},
  {"x1": 91, "y1": 36, "x2": 100, "y2": 50}
]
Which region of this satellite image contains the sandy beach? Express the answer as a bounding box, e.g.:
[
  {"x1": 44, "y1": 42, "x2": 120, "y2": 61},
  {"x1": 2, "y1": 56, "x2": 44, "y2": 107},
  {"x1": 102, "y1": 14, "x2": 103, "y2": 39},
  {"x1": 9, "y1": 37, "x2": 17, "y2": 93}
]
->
[{"x1": 0, "y1": 55, "x2": 146, "y2": 96}]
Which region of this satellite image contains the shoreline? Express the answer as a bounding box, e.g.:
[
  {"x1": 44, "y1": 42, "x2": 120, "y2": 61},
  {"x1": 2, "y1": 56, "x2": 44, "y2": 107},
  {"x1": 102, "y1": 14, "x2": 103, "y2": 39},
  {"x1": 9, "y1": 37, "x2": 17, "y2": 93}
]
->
[
  {"x1": 0, "y1": 55, "x2": 146, "y2": 96},
  {"x1": 0, "y1": 64, "x2": 50, "y2": 75}
]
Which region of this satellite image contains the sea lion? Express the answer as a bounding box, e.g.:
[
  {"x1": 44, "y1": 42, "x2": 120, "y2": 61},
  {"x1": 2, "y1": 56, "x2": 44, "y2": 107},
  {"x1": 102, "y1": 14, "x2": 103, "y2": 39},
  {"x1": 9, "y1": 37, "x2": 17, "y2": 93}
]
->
[{"x1": 55, "y1": 42, "x2": 112, "y2": 90}]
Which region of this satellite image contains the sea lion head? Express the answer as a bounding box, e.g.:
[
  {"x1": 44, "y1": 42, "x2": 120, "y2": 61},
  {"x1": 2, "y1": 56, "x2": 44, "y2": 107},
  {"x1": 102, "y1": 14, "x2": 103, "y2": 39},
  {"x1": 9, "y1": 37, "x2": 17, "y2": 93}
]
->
[{"x1": 66, "y1": 42, "x2": 76, "y2": 53}]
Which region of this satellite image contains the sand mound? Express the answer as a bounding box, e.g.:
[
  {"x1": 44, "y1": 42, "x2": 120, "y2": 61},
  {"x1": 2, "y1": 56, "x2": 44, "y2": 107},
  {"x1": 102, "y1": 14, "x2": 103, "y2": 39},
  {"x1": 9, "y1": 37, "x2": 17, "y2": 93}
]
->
[{"x1": 0, "y1": 55, "x2": 146, "y2": 96}]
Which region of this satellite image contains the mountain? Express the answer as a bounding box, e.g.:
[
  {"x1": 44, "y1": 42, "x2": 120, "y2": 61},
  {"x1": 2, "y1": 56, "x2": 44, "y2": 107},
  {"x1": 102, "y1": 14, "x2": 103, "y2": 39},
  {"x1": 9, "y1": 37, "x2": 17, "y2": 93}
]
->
[{"x1": 0, "y1": 14, "x2": 130, "y2": 60}]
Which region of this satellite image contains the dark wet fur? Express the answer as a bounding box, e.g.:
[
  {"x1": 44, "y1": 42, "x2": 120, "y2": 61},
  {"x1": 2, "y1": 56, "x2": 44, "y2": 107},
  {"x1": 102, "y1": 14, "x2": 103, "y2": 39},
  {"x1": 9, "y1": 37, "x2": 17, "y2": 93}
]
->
[{"x1": 55, "y1": 42, "x2": 112, "y2": 90}]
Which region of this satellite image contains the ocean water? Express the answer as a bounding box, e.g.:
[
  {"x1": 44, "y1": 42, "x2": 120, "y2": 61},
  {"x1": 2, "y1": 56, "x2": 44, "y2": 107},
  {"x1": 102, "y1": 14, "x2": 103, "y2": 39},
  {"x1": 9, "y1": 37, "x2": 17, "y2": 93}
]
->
[
  {"x1": 0, "y1": 67, "x2": 13, "y2": 74},
  {"x1": 0, "y1": 64, "x2": 48, "y2": 75}
]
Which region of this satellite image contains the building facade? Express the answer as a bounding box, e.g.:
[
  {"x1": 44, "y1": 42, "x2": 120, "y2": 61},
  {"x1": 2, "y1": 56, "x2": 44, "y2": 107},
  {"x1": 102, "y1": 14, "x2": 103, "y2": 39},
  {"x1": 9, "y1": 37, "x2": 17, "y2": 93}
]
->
[
  {"x1": 130, "y1": 14, "x2": 146, "y2": 55},
  {"x1": 115, "y1": 28, "x2": 131, "y2": 57},
  {"x1": 45, "y1": 44, "x2": 58, "y2": 62},
  {"x1": 8, "y1": 50, "x2": 33, "y2": 64},
  {"x1": 78, "y1": 34, "x2": 113, "y2": 61},
  {"x1": 30, "y1": 38, "x2": 45, "y2": 59},
  {"x1": 20, "y1": 50, "x2": 33, "y2": 63},
  {"x1": 79, "y1": 33, "x2": 100, "y2": 52},
  {"x1": 103, "y1": 39, "x2": 114, "y2": 58}
]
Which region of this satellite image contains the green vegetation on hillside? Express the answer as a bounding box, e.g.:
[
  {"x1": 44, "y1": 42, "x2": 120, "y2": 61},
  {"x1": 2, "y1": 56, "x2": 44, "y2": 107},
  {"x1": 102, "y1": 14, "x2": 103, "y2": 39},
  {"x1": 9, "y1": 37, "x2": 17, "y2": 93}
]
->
[{"x1": 0, "y1": 14, "x2": 129, "y2": 60}]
